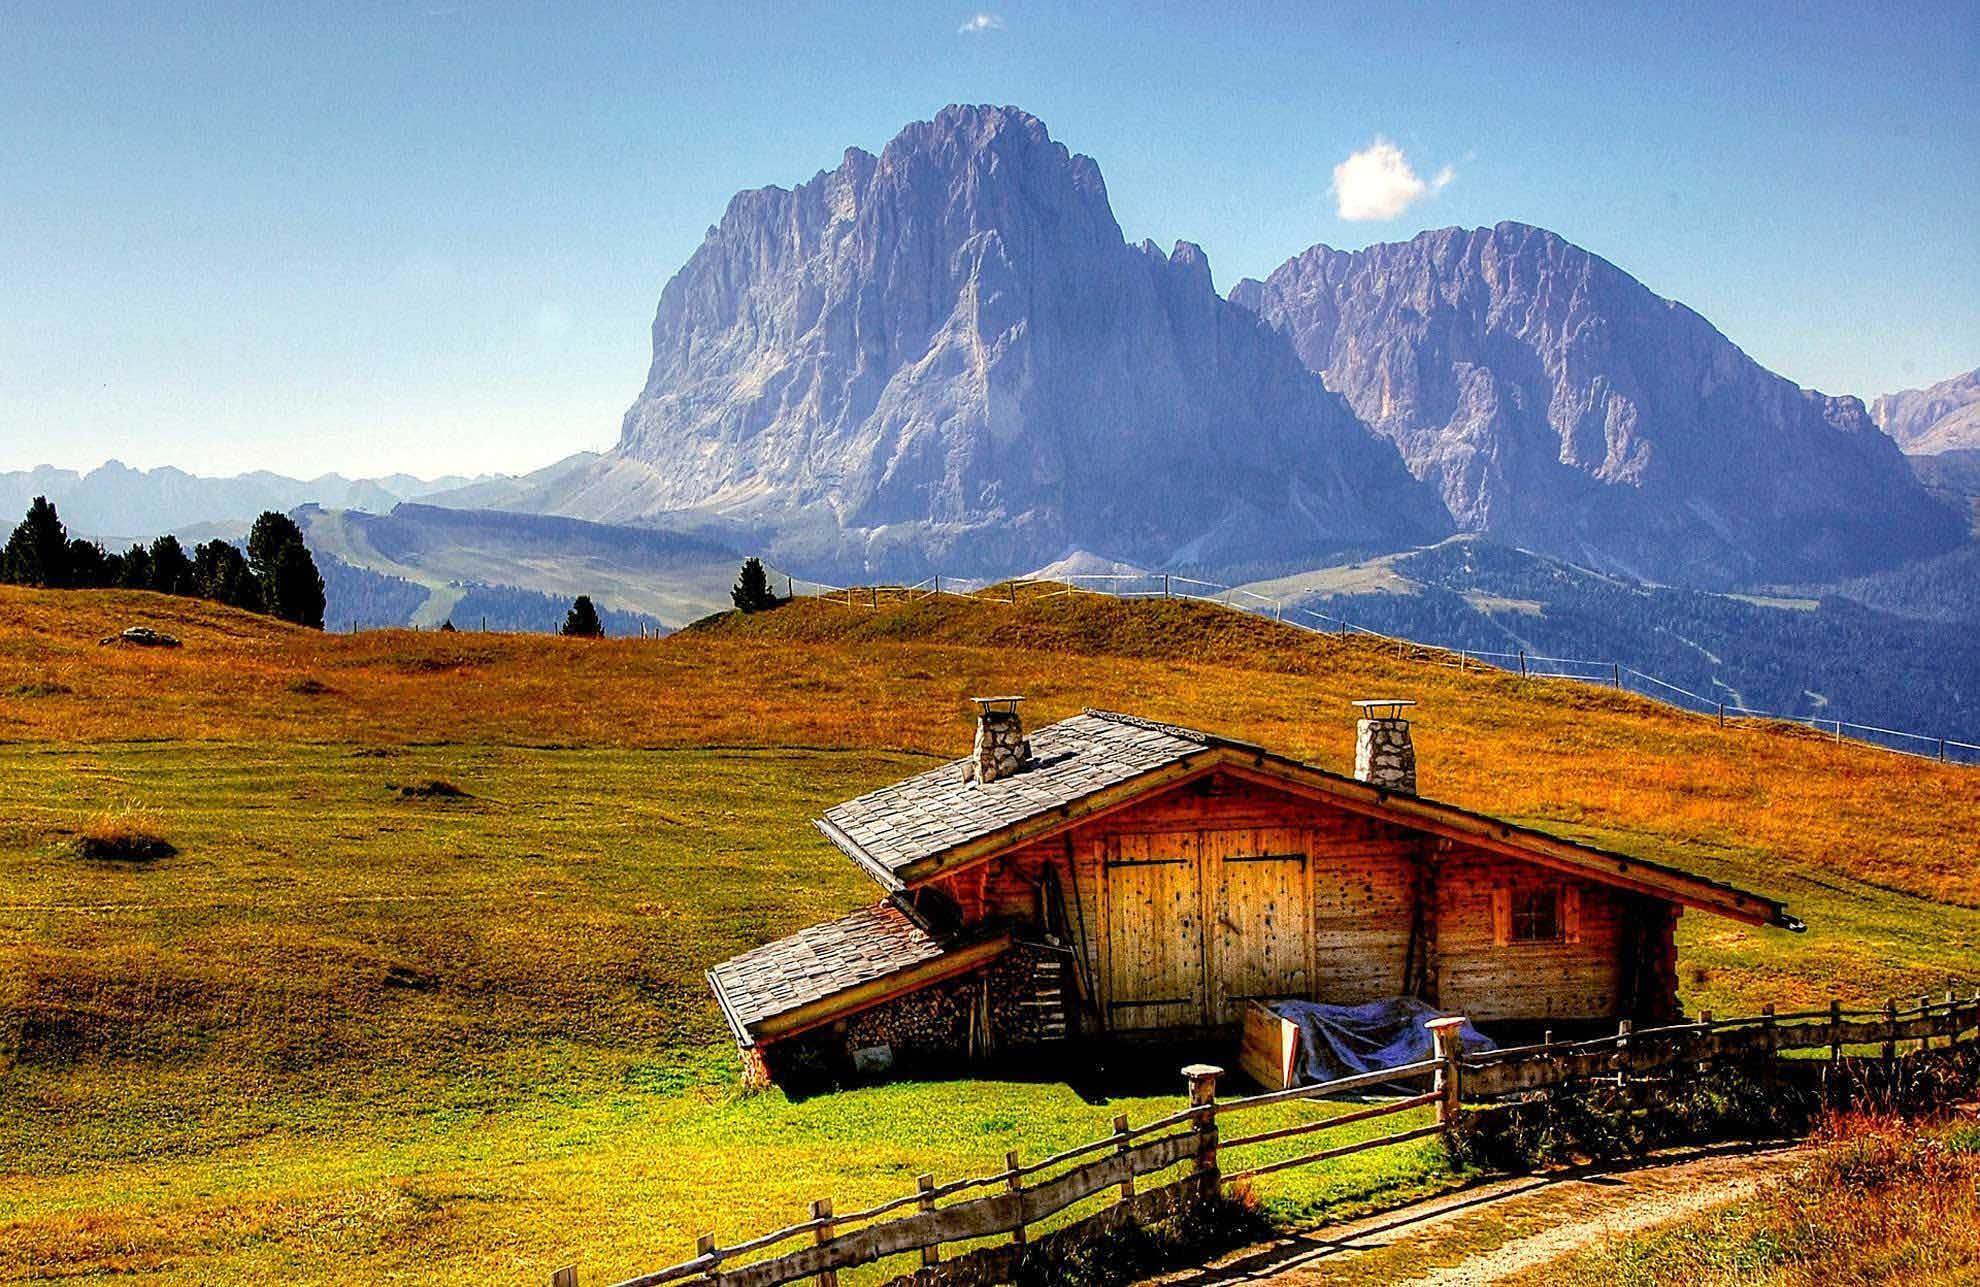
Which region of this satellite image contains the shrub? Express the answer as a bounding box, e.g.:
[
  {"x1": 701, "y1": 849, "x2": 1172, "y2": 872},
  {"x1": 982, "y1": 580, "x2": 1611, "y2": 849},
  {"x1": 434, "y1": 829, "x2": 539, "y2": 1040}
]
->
[
  {"x1": 1448, "y1": 1059, "x2": 1820, "y2": 1172},
  {"x1": 392, "y1": 779, "x2": 470, "y2": 800},
  {"x1": 73, "y1": 812, "x2": 176, "y2": 862}
]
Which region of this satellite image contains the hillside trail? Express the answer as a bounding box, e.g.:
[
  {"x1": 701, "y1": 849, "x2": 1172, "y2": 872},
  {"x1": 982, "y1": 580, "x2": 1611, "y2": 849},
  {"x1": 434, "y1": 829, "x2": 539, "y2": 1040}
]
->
[{"x1": 1150, "y1": 1137, "x2": 1811, "y2": 1287}]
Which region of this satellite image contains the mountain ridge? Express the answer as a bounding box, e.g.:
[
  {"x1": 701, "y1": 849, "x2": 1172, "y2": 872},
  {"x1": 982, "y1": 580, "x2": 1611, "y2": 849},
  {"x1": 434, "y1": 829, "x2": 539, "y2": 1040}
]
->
[
  {"x1": 1873, "y1": 366, "x2": 1980, "y2": 454},
  {"x1": 515, "y1": 104, "x2": 1453, "y2": 577},
  {"x1": 1228, "y1": 221, "x2": 1963, "y2": 586}
]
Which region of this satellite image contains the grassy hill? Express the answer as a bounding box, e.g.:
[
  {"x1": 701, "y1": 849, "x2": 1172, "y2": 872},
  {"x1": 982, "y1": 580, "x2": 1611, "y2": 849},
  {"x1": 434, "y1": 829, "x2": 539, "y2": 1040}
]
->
[{"x1": 1, "y1": 585, "x2": 1974, "y2": 1283}]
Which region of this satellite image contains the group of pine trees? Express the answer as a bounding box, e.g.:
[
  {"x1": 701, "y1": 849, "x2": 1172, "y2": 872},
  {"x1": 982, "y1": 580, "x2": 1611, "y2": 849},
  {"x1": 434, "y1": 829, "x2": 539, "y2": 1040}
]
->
[{"x1": 0, "y1": 496, "x2": 327, "y2": 629}]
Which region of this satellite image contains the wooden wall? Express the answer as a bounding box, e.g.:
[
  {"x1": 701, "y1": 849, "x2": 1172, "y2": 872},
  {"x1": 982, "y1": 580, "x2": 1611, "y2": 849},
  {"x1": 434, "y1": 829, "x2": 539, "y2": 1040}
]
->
[
  {"x1": 1434, "y1": 843, "x2": 1627, "y2": 1023},
  {"x1": 925, "y1": 771, "x2": 1674, "y2": 1035}
]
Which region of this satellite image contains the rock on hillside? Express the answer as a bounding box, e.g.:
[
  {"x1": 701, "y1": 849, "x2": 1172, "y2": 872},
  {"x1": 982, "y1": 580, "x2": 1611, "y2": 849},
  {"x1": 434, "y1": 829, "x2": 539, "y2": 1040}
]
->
[
  {"x1": 1873, "y1": 366, "x2": 1980, "y2": 455},
  {"x1": 1230, "y1": 223, "x2": 1964, "y2": 586},
  {"x1": 543, "y1": 105, "x2": 1449, "y2": 578}
]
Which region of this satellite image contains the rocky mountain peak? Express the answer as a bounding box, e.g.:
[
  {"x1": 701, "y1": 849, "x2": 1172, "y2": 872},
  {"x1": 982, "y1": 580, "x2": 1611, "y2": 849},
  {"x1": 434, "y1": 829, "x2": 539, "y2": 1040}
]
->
[
  {"x1": 1231, "y1": 222, "x2": 1964, "y2": 584},
  {"x1": 1873, "y1": 367, "x2": 1980, "y2": 455},
  {"x1": 592, "y1": 106, "x2": 1447, "y2": 576}
]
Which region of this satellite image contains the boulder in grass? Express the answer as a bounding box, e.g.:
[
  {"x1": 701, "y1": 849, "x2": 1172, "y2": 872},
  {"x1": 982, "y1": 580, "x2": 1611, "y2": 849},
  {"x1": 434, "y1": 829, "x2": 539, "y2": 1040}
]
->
[{"x1": 99, "y1": 626, "x2": 182, "y2": 648}]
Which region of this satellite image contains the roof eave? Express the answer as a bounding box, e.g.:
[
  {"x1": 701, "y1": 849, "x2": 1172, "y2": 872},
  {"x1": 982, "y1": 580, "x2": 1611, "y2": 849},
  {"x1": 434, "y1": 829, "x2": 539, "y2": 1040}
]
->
[
  {"x1": 705, "y1": 967, "x2": 757, "y2": 1048},
  {"x1": 814, "y1": 816, "x2": 905, "y2": 892}
]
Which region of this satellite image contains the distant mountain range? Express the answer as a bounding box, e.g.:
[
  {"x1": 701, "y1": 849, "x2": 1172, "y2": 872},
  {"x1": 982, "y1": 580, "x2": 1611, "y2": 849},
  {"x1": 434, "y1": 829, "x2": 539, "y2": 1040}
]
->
[
  {"x1": 0, "y1": 461, "x2": 485, "y2": 544},
  {"x1": 462, "y1": 105, "x2": 1962, "y2": 589}
]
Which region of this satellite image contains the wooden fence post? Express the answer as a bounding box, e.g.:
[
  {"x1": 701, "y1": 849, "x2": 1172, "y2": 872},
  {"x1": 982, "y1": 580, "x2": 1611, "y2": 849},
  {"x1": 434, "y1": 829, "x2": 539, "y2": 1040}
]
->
[
  {"x1": 1183, "y1": 1064, "x2": 1223, "y2": 1180},
  {"x1": 1004, "y1": 1149, "x2": 1025, "y2": 1250},
  {"x1": 551, "y1": 1266, "x2": 578, "y2": 1287},
  {"x1": 916, "y1": 1174, "x2": 939, "y2": 1267},
  {"x1": 1615, "y1": 1018, "x2": 1633, "y2": 1092},
  {"x1": 1112, "y1": 1114, "x2": 1134, "y2": 1202},
  {"x1": 1427, "y1": 1017, "x2": 1467, "y2": 1129},
  {"x1": 1882, "y1": 998, "x2": 1898, "y2": 1068},
  {"x1": 811, "y1": 1198, "x2": 837, "y2": 1287},
  {"x1": 1920, "y1": 995, "x2": 1933, "y2": 1052},
  {"x1": 1612, "y1": 662, "x2": 1621, "y2": 688},
  {"x1": 1717, "y1": 702, "x2": 1725, "y2": 726},
  {"x1": 1518, "y1": 650, "x2": 1528, "y2": 678}
]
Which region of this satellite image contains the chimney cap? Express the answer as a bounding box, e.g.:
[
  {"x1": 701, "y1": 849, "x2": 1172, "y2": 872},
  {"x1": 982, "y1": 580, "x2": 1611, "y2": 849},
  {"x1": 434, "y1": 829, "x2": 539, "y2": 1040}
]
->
[
  {"x1": 1352, "y1": 699, "x2": 1416, "y2": 719},
  {"x1": 970, "y1": 695, "x2": 1026, "y2": 711}
]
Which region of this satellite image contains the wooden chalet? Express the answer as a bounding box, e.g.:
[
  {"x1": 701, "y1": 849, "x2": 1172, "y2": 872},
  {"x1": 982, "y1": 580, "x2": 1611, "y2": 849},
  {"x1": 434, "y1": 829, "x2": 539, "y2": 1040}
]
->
[{"x1": 708, "y1": 697, "x2": 1802, "y2": 1084}]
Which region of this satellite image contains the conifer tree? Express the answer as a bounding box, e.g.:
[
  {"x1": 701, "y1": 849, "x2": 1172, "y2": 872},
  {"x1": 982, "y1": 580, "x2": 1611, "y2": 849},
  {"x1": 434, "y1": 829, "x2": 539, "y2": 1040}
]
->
[
  {"x1": 148, "y1": 534, "x2": 195, "y2": 596},
  {"x1": 561, "y1": 595, "x2": 604, "y2": 637},
  {"x1": 193, "y1": 539, "x2": 263, "y2": 612},
  {"x1": 246, "y1": 512, "x2": 325, "y2": 627},
  {"x1": 731, "y1": 557, "x2": 781, "y2": 612},
  {"x1": 119, "y1": 543, "x2": 154, "y2": 590},
  {"x1": 2, "y1": 496, "x2": 72, "y2": 587}
]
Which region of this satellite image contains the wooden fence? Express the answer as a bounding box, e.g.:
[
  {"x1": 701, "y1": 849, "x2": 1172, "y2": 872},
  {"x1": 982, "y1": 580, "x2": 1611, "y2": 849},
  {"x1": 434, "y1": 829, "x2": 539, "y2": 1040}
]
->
[{"x1": 558, "y1": 995, "x2": 1980, "y2": 1287}]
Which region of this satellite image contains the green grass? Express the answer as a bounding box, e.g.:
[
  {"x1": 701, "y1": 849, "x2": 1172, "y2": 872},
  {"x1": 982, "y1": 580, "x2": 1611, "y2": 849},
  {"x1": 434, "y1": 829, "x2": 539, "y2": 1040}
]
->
[{"x1": 0, "y1": 744, "x2": 1453, "y2": 1284}]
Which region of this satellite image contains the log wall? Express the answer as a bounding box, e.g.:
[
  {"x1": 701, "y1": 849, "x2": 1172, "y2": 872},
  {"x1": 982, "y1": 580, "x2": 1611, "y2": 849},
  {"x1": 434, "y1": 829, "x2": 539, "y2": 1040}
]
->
[
  {"x1": 925, "y1": 771, "x2": 1680, "y2": 1036},
  {"x1": 1435, "y1": 843, "x2": 1640, "y2": 1023}
]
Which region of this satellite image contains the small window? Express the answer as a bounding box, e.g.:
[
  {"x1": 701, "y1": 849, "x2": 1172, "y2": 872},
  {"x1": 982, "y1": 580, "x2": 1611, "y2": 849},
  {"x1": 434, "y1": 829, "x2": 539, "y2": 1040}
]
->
[{"x1": 1510, "y1": 888, "x2": 1561, "y2": 943}]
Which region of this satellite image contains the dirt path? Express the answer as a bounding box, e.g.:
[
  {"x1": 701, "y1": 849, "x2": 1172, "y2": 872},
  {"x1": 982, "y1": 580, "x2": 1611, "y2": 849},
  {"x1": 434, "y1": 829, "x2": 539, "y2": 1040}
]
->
[{"x1": 1153, "y1": 1138, "x2": 1811, "y2": 1287}]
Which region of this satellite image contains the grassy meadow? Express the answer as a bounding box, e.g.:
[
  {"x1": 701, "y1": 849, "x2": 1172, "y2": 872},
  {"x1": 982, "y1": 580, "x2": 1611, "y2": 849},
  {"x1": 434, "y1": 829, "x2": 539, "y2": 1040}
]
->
[{"x1": 2, "y1": 585, "x2": 1976, "y2": 1282}]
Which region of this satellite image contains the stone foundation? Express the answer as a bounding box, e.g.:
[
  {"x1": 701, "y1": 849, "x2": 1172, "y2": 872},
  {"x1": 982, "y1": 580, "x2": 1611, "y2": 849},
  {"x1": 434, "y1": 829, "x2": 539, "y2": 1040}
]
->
[{"x1": 1354, "y1": 717, "x2": 1416, "y2": 795}]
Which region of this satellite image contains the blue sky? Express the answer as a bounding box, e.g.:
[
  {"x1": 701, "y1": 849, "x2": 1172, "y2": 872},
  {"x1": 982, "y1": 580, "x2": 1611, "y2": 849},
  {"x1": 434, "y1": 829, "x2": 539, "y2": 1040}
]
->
[{"x1": 3, "y1": 1, "x2": 1975, "y2": 478}]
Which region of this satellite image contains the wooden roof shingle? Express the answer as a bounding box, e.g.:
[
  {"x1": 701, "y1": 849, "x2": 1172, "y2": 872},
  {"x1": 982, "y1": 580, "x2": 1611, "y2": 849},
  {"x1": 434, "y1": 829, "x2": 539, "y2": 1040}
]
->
[
  {"x1": 707, "y1": 900, "x2": 954, "y2": 1042},
  {"x1": 817, "y1": 710, "x2": 1249, "y2": 886}
]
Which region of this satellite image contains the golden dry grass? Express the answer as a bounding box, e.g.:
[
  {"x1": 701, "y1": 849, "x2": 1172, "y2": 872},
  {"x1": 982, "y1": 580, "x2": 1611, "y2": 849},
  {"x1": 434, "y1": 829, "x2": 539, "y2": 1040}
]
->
[
  {"x1": 1532, "y1": 1115, "x2": 1980, "y2": 1284},
  {"x1": 5, "y1": 584, "x2": 1974, "y2": 914}
]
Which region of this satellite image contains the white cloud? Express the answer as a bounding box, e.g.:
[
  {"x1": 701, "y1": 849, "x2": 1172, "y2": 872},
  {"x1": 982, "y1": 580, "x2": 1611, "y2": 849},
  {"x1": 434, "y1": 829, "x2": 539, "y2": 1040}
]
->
[
  {"x1": 958, "y1": 13, "x2": 1003, "y2": 34},
  {"x1": 1331, "y1": 139, "x2": 1453, "y2": 221}
]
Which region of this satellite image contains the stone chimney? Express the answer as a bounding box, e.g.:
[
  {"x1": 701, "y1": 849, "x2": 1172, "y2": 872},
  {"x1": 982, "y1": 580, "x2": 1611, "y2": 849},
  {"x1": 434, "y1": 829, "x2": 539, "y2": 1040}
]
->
[
  {"x1": 968, "y1": 696, "x2": 1032, "y2": 784},
  {"x1": 1352, "y1": 699, "x2": 1417, "y2": 795}
]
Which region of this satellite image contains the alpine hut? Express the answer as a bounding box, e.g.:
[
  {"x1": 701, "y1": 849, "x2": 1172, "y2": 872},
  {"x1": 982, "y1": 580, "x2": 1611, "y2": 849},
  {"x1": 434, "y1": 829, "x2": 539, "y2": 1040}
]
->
[{"x1": 707, "y1": 697, "x2": 1802, "y2": 1085}]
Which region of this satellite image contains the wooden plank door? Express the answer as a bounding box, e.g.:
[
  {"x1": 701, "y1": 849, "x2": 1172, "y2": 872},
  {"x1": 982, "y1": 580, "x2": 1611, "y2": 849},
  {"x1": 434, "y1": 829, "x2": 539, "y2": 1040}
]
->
[
  {"x1": 1103, "y1": 832, "x2": 1205, "y2": 1031},
  {"x1": 1206, "y1": 828, "x2": 1311, "y2": 1026}
]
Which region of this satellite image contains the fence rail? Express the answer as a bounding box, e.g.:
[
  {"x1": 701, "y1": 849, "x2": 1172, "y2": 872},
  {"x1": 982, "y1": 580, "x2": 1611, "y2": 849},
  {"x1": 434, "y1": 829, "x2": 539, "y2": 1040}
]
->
[
  {"x1": 784, "y1": 572, "x2": 1980, "y2": 766},
  {"x1": 555, "y1": 990, "x2": 1980, "y2": 1287}
]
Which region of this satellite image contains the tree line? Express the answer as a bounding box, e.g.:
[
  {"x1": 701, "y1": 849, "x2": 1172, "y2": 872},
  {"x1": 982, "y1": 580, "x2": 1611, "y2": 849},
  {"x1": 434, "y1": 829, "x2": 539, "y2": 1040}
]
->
[{"x1": 1, "y1": 496, "x2": 327, "y2": 629}]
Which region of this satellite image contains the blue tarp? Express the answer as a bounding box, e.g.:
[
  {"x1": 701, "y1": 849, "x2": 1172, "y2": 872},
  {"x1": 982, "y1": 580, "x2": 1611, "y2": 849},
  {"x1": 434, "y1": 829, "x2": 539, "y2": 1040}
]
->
[{"x1": 1269, "y1": 997, "x2": 1497, "y2": 1087}]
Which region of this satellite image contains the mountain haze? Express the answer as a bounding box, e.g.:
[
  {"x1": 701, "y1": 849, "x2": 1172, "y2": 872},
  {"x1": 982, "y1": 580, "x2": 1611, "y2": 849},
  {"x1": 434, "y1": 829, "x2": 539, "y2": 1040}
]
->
[
  {"x1": 1229, "y1": 223, "x2": 1964, "y2": 586},
  {"x1": 520, "y1": 105, "x2": 1450, "y2": 576}
]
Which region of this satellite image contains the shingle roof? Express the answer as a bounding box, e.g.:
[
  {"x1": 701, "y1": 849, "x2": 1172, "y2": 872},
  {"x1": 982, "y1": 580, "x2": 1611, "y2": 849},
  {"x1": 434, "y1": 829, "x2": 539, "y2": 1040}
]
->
[
  {"x1": 707, "y1": 900, "x2": 949, "y2": 1041},
  {"x1": 817, "y1": 710, "x2": 1251, "y2": 884}
]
